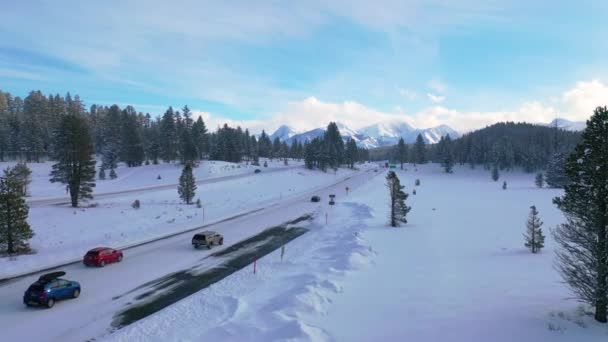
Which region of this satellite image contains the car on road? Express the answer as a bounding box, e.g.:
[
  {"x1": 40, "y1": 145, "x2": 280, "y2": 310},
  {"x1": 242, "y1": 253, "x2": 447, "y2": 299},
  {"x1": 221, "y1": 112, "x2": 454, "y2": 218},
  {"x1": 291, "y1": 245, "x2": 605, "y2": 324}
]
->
[
  {"x1": 310, "y1": 195, "x2": 321, "y2": 202},
  {"x1": 83, "y1": 247, "x2": 123, "y2": 267},
  {"x1": 23, "y1": 271, "x2": 80, "y2": 308},
  {"x1": 254, "y1": 169, "x2": 261, "y2": 173},
  {"x1": 192, "y1": 231, "x2": 224, "y2": 249}
]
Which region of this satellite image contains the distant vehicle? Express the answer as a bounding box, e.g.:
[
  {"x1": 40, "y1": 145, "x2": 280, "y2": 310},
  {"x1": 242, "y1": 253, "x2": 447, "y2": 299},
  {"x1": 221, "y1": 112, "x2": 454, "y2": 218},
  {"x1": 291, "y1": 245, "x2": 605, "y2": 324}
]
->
[
  {"x1": 311, "y1": 195, "x2": 321, "y2": 202},
  {"x1": 83, "y1": 247, "x2": 123, "y2": 267},
  {"x1": 374, "y1": 169, "x2": 378, "y2": 172},
  {"x1": 192, "y1": 231, "x2": 224, "y2": 249},
  {"x1": 254, "y1": 169, "x2": 261, "y2": 173},
  {"x1": 23, "y1": 271, "x2": 80, "y2": 308},
  {"x1": 329, "y1": 199, "x2": 336, "y2": 205}
]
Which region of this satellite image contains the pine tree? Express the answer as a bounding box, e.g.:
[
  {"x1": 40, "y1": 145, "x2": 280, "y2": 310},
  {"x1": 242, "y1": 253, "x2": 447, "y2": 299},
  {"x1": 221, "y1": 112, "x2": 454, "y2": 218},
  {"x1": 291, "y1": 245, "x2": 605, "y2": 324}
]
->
[
  {"x1": 324, "y1": 122, "x2": 344, "y2": 168},
  {"x1": 22, "y1": 91, "x2": 46, "y2": 162},
  {"x1": 99, "y1": 167, "x2": 106, "y2": 180},
  {"x1": 345, "y1": 138, "x2": 358, "y2": 169},
  {"x1": 502, "y1": 181, "x2": 507, "y2": 190},
  {"x1": 0, "y1": 166, "x2": 34, "y2": 254},
  {"x1": 12, "y1": 162, "x2": 31, "y2": 197},
  {"x1": 191, "y1": 116, "x2": 208, "y2": 159},
  {"x1": 109, "y1": 168, "x2": 117, "y2": 179},
  {"x1": 396, "y1": 138, "x2": 408, "y2": 169},
  {"x1": 524, "y1": 205, "x2": 544, "y2": 253},
  {"x1": 386, "y1": 171, "x2": 411, "y2": 227},
  {"x1": 120, "y1": 107, "x2": 145, "y2": 167},
  {"x1": 49, "y1": 114, "x2": 96, "y2": 207},
  {"x1": 546, "y1": 152, "x2": 568, "y2": 188},
  {"x1": 178, "y1": 163, "x2": 197, "y2": 204},
  {"x1": 272, "y1": 137, "x2": 281, "y2": 160},
  {"x1": 535, "y1": 172, "x2": 544, "y2": 188},
  {"x1": 101, "y1": 104, "x2": 122, "y2": 173},
  {"x1": 413, "y1": 134, "x2": 426, "y2": 164},
  {"x1": 159, "y1": 107, "x2": 177, "y2": 162},
  {"x1": 553, "y1": 106, "x2": 608, "y2": 323},
  {"x1": 439, "y1": 134, "x2": 454, "y2": 173},
  {"x1": 491, "y1": 166, "x2": 499, "y2": 181}
]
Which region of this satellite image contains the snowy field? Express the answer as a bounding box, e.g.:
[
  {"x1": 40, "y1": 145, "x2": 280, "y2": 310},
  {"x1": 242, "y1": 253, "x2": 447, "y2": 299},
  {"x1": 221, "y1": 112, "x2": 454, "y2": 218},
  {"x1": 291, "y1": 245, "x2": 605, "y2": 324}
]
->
[
  {"x1": 0, "y1": 158, "x2": 295, "y2": 201},
  {"x1": 1, "y1": 159, "x2": 357, "y2": 279},
  {"x1": 107, "y1": 164, "x2": 608, "y2": 341}
]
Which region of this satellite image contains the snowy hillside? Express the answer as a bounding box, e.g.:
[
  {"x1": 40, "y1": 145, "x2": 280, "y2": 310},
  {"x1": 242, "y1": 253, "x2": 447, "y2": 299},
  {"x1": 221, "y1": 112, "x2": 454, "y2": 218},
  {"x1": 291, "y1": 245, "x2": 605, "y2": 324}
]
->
[
  {"x1": 548, "y1": 118, "x2": 586, "y2": 131},
  {"x1": 281, "y1": 121, "x2": 460, "y2": 148}
]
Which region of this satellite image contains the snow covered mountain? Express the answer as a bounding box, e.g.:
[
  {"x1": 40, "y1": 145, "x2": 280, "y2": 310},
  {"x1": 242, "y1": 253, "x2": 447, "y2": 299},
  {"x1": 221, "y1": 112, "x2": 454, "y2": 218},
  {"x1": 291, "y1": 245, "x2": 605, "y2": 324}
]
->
[
  {"x1": 419, "y1": 124, "x2": 460, "y2": 144},
  {"x1": 359, "y1": 122, "x2": 459, "y2": 145},
  {"x1": 283, "y1": 128, "x2": 326, "y2": 146},
  {"x1": 269, "y1": 125, "x2": 299, "y2": 141},
  {"x1": 548, "y1": 118, "x2": 586, "y2": 131},
  {"x1": 278, "y1": 121, "x2": 460, "y2": 148}
]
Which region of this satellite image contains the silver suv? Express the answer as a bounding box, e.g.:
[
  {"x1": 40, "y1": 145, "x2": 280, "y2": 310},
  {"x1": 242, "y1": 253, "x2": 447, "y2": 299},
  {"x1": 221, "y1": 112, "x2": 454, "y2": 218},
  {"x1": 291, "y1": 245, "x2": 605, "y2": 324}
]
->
[{"x1": 192, "y1": 231, "x2": 224, "y2": 249}]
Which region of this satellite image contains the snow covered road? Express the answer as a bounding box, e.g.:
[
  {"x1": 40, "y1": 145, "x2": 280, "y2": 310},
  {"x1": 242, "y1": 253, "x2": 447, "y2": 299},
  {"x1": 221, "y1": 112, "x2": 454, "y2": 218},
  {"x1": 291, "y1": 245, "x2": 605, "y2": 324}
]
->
[{"x1": 0, "y1": 167, "x2": 377, "y2": 342}]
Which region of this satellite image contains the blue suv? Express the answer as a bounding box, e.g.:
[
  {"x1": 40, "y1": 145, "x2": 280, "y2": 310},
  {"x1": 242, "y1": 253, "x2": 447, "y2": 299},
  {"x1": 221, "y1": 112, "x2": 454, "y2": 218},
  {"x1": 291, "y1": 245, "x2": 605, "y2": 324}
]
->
[{"x1": 23, "y1": 271, "x2": 81, "y2": 308}]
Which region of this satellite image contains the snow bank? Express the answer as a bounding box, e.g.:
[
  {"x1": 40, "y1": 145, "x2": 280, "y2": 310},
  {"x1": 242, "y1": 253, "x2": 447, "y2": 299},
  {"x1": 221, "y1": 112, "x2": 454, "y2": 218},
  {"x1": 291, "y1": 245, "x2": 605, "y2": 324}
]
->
[{"x1": 104, "y1": 182, "x2": 380, "y2": 341}]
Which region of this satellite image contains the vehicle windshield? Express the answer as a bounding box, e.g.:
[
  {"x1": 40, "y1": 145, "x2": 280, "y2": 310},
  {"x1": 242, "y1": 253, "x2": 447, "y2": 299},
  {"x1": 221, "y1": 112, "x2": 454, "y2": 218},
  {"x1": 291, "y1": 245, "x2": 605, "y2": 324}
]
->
[{"x1": 86, "y1": 251, "x2": 100, "y2": 256}]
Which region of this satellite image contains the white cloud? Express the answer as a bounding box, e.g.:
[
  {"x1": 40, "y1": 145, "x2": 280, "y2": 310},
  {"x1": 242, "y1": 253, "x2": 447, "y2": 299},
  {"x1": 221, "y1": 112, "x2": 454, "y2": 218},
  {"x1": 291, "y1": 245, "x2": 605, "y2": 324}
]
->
[
  {"x1": 191, "y1": 110, "x2": 270, "y2": 134},
  {"x1": 427, "y1": 79, "x2": 446, "y2": 93},
  {"x1": 561, "y1": 79, "x2": 608, "y2": 118},
  {"x1": 427, "y1": 93, "x2": 446, "y2": 103},
  {"x1": 194, "y1": 80, "x2": 605, "y2": 136}
]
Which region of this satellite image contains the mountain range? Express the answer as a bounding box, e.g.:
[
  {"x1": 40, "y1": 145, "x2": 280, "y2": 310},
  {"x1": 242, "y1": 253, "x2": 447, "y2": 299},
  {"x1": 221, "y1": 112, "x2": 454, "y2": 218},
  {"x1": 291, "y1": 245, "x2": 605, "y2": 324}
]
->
[
  {"x1": 271, "y1": 121, "x2": 460, "y2": 149},
  {"x1": 267, "y1": 117, "x2": 587, "y2": 149}
]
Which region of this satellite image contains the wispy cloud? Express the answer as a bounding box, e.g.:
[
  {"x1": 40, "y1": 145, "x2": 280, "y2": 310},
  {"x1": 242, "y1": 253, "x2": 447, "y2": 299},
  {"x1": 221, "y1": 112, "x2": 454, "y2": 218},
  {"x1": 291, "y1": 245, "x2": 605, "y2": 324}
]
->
[
  {"x1": 0, "y1": 67, "x2": 44, "y2": 81},
  {"x1": 397, "y1": 87, "x2": 417, "y2": 100},
  {"x1": 427, "y1": 79, "x2": 446, "y2": 93},
  {"x1": 427, "y1": 93, "x2": 446, "y2": 103}
]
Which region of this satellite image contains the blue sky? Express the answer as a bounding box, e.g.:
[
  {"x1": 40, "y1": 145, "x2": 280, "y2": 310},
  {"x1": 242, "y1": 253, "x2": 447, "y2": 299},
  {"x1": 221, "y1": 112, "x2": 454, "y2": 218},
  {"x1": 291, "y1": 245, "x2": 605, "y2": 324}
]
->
[{"x1": 1, "y1": 0, "x2": 608, "y2": 133}]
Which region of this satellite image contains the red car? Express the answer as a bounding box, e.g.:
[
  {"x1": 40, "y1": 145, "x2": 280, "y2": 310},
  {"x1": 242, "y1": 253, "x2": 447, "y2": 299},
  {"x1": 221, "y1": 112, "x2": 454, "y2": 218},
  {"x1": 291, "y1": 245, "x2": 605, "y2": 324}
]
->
[{"x1": 83, "y1": 247, "x2": 123, "y2": 267}]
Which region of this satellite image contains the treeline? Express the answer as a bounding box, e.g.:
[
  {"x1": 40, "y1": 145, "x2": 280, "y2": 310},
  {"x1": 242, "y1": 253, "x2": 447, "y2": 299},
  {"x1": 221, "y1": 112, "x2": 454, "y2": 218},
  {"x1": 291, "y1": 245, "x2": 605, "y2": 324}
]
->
[
  {"x1": 303, "y1": 122, "x2": 369, "y2": 171},
  {"x1": 0, "y1": 90, "x2": 345, "y2": 174},
  {"x1": 443, "y1": 122, "x2": 581, "y2": 172},
  {"x1": 370, "y1": 122, "x2": 581, "y2": 173}
]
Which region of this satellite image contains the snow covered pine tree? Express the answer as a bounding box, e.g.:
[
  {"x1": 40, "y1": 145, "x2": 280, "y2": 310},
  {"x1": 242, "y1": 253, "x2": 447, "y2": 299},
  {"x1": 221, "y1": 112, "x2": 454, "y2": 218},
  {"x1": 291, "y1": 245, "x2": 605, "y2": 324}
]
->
[
  {"x1": 386, "y1": 171, "x2": 411, "y2": 227},
  {"x1": 0, "y1": 166, "x2": 34, "y2": 254},
  {"x1": 554, "y1": 106, "x2": 608, "y2": 323},
  {"x1": 178, "y1": 163, "x2": 197, "y2": 204},
  {"x1": 535, "y1": 172, "x2": 544, "y2": 188},
  {"x1": 523, "y1": 205, "x2": 544, "y2": 253}
]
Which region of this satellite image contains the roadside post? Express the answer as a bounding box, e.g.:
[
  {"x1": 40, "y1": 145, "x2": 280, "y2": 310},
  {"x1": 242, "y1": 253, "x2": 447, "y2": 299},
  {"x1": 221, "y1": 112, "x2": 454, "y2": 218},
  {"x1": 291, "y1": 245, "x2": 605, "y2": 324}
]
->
[
  {"x1": 253, "y1": 257, "x2": 257, "y2": 274},
  {"x1": 281, "y1": 245, "x2": 285, "y2": 262}
]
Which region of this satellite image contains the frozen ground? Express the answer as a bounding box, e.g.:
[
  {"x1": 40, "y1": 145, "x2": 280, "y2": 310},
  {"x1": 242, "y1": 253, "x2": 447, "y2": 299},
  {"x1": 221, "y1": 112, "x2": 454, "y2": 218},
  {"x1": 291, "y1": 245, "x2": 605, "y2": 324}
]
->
[
  {"x1": 0, "y1": 159, "x2": 351, "y2": 279},
  {"x1": 107, "y1": 163, "x2": 608, "y2": 341}
]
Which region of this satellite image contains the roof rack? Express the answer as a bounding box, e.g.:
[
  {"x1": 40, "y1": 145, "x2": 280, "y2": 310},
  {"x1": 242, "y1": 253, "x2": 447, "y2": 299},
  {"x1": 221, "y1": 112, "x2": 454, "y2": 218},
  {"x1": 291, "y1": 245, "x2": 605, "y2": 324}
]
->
[{"x1": 38, "y1": 271, "x2": 66, "y2": 282}]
